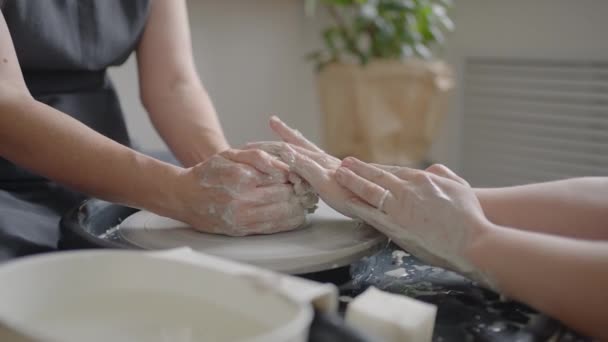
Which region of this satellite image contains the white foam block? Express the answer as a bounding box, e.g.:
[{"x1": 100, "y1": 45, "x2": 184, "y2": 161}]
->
[{"x1": 345, "y1": 287, "x2": 437, "y2": 342}]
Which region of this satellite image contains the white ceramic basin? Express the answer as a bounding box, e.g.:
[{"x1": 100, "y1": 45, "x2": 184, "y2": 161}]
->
[{"x1": 0, "y1": 249, "x2": 337, "y2": 342}]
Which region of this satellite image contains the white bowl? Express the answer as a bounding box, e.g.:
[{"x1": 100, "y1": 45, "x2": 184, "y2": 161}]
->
[{"x1": 0, "y1": 249, "x2": 330, "y2": 342}]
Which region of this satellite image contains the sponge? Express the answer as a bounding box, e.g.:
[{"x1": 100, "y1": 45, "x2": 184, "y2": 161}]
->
[{"x1": 345, "y1": 287, "x2": 437, "y2": 342}]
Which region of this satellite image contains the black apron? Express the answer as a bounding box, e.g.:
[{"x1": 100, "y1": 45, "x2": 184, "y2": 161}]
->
[{"x1": 0, "y1": 0, "x2": 151, "y2": 261}]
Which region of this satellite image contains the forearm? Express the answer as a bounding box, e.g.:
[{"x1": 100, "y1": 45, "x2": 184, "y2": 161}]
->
[
  {"x1": 143, "y1": 82, "x2": 229, "y2": 167},
  {"x1": 135, "y1": 0, "x2": 229, "y2": 167},
  {"x1": 467, "y1": 224, "x2": 608, "y2": 340},
  {"x1": 0, "y1": 95, "x2": 182, "y2": 216},
  {"x1": 475, "y1": 178, "x2": 608, "y2": 239}
]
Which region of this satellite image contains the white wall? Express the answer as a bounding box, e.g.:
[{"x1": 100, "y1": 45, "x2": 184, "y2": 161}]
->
[
  {"x1": 111, "y1": 0, "x2": 608, "y2": 170},
  {"x1": 109, "y1": 0, "x2": 324, "y2": 152},
  {"x1": 437, "y1": 0, "x2": 608, "y2": 171}
]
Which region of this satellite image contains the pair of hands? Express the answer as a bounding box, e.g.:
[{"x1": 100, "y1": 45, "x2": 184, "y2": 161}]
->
[
  {"x1": 249, "y1": 117, "x2": 492, "y2": 283},
  {"x1": 170, "y1": 118, "x2": 318, "y2": 237},
  {"x1": 169, "y1": 114, "x2": 492, "y2": 285}
]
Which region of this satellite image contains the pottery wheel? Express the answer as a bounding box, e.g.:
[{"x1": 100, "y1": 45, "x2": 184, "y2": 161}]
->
[{"x1": 118, "y1": 201, "x2": 387, "y2": 274}]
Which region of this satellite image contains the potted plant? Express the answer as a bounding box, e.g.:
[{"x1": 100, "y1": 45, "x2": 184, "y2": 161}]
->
[{"x1": 306, "y1": 0, "x2": 454, "y2": 165}]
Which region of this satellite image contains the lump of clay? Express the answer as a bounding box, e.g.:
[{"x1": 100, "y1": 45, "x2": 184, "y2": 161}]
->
[
  {"x1": 289, "y1": 172, "x2": 319, "y2": 214},
  {"x1": 244, "y1": 142, "x2": 319, "y2": 214}
]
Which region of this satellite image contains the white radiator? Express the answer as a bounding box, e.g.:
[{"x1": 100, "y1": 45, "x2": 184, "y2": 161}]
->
[{"x1": 461, "y1": 58, "x2": 608, "y2": 187}]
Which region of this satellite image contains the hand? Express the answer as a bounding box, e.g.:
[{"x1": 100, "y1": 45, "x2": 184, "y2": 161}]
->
[
  {"x1": 244, "y1": 117, "x2": 359, "y2": 217},
  {"x1": 252, "y1": 116, "x2": 408, "y2": 218},
  {"x1": 268, "y1": 116, "x2": 341, "y2": 169},
  {"x1": 335, "y1": 158, "x2": 495, "y2": 285},
  {"x1": 170, "y1": 148, "x2": 307, "y2": 236},
  {"x1": 267, "y1": 116, "x2": 410, "y2": 175},
  {"x1": 261, "y1": 116, "x2": 494, "y2": 285},
  {"x1": 246, "y1": 139, "x2": 363, "y2": 218}
]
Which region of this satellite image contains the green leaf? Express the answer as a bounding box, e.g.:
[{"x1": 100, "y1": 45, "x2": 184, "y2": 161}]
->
[
  {"x1": 360, "y1": 3, "x2": 378, "y2": 19},
  {"x1": 400, "y1": 44, "x2": 415, "y2": 59},
  {"x1": 429, "y1": 25, "x2": 444, "y2": 44},
  {"x1": 414, "y1": 43, "x2": 432, "y2": 59},
  {"x1": 323, "y1": 27, "x2": 342, "y2": 58},
  {"x1": 305, "y1": 51, "x2": 323, "y2": 62},
  {"x1": 432, "y1": 3, "x2": 454, "y2": 31}
]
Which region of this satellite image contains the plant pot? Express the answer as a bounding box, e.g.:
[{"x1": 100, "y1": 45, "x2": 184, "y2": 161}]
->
[{"x1": 317, "y1": 59, "x2": 453, "y2": 165}]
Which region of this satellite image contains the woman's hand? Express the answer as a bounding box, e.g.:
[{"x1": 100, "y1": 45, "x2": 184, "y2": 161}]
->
[
  {"x1": 267, "y1": 116, "x2": 412, "y2": 175},
  {"x1": 263, "y1": 138, "x2": 492, "y2": 283},
  {"x1": 169, "y1": 148, "x2": 308, "y2": 236},
  {"x1": 244, "y1": 140, "x2": 358, "y2": 218},
  {"x1": 253, "y1": 116, "x2": 495, "y2": 284},
  {"x1": 245, "y1": 117, "x2": 360, "y2": 217},
  {"x1": 268, "y1": 116, "x2": 341, "y2": 169},
  {"x1": 335, "y1": 158, "x2": 495, "y2": 285},
  {"x1": 250, "y1": 116, "x2": 413, "y2": 217}
]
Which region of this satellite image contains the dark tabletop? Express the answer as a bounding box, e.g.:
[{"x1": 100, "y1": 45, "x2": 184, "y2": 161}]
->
[{"x1": 330, "y1": 243, "x2": 592, "y2": 342}]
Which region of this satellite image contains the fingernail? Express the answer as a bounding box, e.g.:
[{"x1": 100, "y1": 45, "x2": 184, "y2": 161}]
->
[
  {"x1": 342, "y1": 157, "x2": 354, "y2": 167},
  {"x1": 270, "y1": 116, "x2": 282, "y2": 124}
]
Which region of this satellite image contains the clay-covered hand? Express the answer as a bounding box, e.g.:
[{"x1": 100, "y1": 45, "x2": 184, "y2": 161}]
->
[
  {"x1": 247, "y1": 139, "x2": 363, "y2": 218},
  {"x1": 170, "y1": 148, "x2": 307, "y2": 236},
  {"x1": 245, "y1": 116, "x2": 358, "y2": 217},
  {"x1": 268, "y1": 116, "x2": 341, "y2": 169},
  {"x1": 228, "y1": 146, "x2": 320, "y2": 215},
  {"x1": 257, "y1": 116, "x2": 416, "y2": 218},
  {"x1": 334, "y1": 158, "x2": 495, "y2": 287},
  {"x1": 267, "y1": 116, "x2": 408, "y2": 175}
]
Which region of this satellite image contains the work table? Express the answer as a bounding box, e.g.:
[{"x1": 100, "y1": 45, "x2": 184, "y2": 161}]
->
[{"x1": 322, "y1": 243, "x2": 591, "y2": 342}]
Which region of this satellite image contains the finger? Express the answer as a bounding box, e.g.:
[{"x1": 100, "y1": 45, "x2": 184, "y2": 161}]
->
[
  {"x1": 335, "y1": 167, "x2": 398, "y2": 213},
  {"x1": 221, "y1": 149, "x2": 289, "y2": 183},
  {"x1": 341, "y1": 157, "x2": 403, "y2": 191},
  {"x1": 235, "y1": 198, "x2": 306, "y2": 226},
  {"x1": 370, "y1": 164, "x2": 430, "y2": 184},
  {"x1": 279, "y1": 144, "x2": 329, "y2": 191},
  {"x1": 236, "y1": 183, "x2": 295, "y2": 205},
  {"x1": 370, "y1": 163, "x2": 407, "y2": 175},
  {"x1": 245, "y1": 141, "x2": 337, "y2": 169},
  {"x1": 246, "y1": 141, "x2": 317, "y2": 159},
  {"x1": 342, "y1": 196, "x2": 451, "y2": 267},
  {"x1": 344, "y1": 198, "x2": 404, "y2": 238},
  {"x1": 244, "y1": 141, "x2": 285, "y2": 157},
  {"x1": 383, "y1": 166, "x2": 438, "y2": 188},
  {"x1": 269, "y1": 116, "x2": 324, "y2": 153},
  {"x1": 208, "y1": 157, "x2": 265, "y2": 188},
  {"x1": 425, "y1": 164, "x2": 470, "y2": 186},
  {"x1": 391, "y1": 167, "x2": 421, "y2": 181},
  {"x1": 243, "y1": 214, "x2": 307, "y2": 235},
  {"x1": 223, "y1": 148, "x2": 290, "y2": 174}
]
